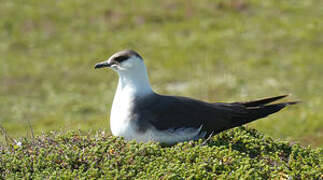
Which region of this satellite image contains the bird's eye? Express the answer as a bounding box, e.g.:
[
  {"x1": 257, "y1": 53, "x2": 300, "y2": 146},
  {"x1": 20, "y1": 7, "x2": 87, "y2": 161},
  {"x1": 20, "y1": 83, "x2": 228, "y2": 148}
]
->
[{"x1": 114, "y1": 55, "x2": 129, "y2": 63}]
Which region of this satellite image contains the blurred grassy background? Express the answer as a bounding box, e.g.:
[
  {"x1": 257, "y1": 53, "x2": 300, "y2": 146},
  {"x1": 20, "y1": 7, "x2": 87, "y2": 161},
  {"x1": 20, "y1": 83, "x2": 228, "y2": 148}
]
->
[{"x1": 0, "y1": 0, "x2": 322, "y2": 147}]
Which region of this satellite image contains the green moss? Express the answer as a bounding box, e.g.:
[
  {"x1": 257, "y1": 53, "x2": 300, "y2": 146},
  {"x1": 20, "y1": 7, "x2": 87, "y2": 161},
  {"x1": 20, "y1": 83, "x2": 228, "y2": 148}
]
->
[{"x1": 1, "y1": 127, "x2": 322, "y2": 179}]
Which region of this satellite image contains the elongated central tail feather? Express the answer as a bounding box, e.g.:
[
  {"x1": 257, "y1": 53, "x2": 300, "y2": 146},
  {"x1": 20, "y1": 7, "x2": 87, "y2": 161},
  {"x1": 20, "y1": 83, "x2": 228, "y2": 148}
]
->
[{"x1": 232, "y1": 95, "x2": 299, "y2": 127}]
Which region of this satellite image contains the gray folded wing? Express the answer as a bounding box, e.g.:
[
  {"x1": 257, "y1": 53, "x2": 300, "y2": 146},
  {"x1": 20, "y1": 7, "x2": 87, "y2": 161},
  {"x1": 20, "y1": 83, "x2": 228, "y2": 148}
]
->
[{"x1": 132, "y1": 94, "x2": 296, "y2": 136}]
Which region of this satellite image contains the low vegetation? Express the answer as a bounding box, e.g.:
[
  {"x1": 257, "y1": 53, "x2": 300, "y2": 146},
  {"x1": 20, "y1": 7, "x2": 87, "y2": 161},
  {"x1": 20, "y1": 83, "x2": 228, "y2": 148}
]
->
[{"x1": 1, "y1": 127, "x2": 322, "y2": 179}]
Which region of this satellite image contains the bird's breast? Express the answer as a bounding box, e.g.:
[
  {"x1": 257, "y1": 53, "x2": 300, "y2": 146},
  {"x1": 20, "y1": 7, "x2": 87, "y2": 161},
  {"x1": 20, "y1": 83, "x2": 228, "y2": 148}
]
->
[{"x1": 110, "y1": 92, "x2": 136, "y2": 137}]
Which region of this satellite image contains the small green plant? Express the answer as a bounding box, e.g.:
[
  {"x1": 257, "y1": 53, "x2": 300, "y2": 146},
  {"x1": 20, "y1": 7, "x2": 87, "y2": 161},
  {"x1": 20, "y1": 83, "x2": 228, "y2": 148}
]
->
[{"x1": 1, "y1": 127, "x2": 321, "y2": 179}]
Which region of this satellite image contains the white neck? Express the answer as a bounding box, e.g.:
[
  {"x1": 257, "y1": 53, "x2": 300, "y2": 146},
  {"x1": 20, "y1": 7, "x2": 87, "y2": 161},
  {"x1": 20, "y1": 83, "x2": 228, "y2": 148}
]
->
[{"x1": 115, "y1": 64, "x2": 153, "y2": 98}]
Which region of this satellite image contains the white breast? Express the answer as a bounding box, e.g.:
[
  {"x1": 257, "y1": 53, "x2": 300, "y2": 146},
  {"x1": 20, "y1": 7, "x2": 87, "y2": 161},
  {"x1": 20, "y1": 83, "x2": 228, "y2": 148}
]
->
[
  {"x1": 110, "y1": 87, "x2": 135, "y2": 138},
  {"x1": 109, "y1": 64, "x2": 154, "y2": 140}
]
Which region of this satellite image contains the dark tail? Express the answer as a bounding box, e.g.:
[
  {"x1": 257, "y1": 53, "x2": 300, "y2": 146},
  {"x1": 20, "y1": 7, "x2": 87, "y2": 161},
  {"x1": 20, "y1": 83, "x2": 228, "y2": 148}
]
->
[
  {"x1": 239, "y1": 94, "x2": 291, "y2": 107},
  {"x1": 246, "y1": 101, "x2": 298, "y2": 121},
  {"x1": 231, "y1": 95, "x2": 299, "y2": 126}
]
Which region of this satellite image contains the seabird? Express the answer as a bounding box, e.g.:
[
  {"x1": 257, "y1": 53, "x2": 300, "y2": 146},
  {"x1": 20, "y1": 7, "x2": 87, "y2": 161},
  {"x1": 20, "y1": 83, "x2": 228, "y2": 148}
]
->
[{"x1": 95, "y1": 50, "x2": 297, "y2": 144}]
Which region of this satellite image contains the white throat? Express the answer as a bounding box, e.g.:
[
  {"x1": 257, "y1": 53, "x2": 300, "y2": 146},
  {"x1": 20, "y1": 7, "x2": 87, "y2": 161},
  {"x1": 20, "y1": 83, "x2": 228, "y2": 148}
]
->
[{"x1": 116, "y1": 64, "x2": 153, "y2": 97}]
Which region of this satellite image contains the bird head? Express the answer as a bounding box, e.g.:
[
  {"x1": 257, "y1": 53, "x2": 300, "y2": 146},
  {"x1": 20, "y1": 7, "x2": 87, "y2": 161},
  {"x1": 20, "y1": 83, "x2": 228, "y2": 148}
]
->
[{"x1": 95, "y1": 50, "x2": 144, "y2": 73}]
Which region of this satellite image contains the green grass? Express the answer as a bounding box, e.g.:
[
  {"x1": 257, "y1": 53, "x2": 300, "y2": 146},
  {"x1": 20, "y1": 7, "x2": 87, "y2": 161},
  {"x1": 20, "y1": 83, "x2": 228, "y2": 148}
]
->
[
  {"x1": 1, "y1": 0, "x2": 323, "y2": 147},
  {"x1": 1, "y1": 127, "x2": 322, "y2": 179}
]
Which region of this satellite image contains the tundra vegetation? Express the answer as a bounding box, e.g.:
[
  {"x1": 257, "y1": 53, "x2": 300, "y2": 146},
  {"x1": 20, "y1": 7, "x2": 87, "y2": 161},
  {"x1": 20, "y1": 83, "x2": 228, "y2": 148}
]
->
[{"x1": 1, "y1": 127, "x2": 322, "y2": 179}]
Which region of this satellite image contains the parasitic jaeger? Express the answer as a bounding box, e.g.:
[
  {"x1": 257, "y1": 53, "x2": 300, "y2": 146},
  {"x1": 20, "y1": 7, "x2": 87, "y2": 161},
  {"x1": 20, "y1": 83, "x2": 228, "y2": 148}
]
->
[{"x1": 95, "y1": 50, "x2": 297, "y2": 145}]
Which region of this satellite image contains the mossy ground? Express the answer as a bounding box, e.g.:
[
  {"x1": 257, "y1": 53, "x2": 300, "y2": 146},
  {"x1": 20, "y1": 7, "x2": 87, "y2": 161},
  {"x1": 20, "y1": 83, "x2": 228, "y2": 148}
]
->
[{"x1": 1, "y1": 127, "x2": 322, "y2": 179}]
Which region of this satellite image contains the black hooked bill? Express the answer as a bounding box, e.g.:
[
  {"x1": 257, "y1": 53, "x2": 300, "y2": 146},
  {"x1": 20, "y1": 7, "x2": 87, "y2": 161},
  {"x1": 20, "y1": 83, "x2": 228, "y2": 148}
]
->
[{"x1": 94, "y1": 61, "x2": 111, "y2": 69}]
